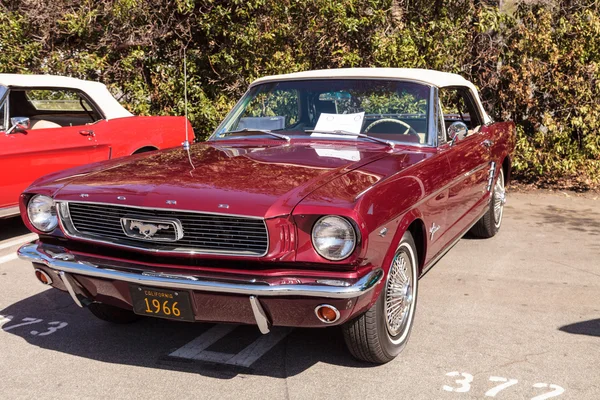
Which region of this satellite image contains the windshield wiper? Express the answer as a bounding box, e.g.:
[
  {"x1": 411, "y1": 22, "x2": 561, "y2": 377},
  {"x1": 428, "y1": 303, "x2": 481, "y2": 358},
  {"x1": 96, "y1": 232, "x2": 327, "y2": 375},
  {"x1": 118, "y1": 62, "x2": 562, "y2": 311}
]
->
[
  {"x1": 306, "y1": 129, "x2": 395, "y2": 149},
  {"x1": 223, "y1": 128, "x2": 290, "y2": 142}
]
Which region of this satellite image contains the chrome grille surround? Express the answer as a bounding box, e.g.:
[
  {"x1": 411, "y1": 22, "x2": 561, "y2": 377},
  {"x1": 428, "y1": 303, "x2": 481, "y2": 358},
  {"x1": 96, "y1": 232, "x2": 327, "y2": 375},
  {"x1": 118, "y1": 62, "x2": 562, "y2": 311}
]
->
[{"x1": 57, "y1": 201, "x2": 269, "y2": 257}]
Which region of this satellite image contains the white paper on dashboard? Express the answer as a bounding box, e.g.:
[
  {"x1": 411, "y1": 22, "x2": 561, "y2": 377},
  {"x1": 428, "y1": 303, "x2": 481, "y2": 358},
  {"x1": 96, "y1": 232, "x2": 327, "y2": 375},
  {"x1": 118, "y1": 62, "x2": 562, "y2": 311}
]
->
[{"x1": 312, "y1": 112, "x2": 365, "y2": 137}]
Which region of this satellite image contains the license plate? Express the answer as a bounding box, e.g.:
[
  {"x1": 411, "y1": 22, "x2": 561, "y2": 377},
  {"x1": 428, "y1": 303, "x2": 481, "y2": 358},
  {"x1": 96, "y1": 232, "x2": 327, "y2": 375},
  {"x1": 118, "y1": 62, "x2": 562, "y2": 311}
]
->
[{"x1": 129, "y1": 286, "x2": 195, "y2": 321}]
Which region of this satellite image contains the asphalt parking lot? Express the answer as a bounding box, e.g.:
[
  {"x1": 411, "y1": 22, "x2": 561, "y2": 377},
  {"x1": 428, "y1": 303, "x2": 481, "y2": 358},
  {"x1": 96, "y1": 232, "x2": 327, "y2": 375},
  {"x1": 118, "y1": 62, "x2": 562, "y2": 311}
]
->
[{"x1": 0, "y1": 191, "x2": 598, "y2": 399}]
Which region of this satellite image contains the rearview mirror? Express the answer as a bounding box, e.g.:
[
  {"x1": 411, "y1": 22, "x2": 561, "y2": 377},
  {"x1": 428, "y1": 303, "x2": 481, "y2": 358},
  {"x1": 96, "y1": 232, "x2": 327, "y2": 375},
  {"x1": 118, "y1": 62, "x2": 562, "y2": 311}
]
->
[
  {"x1": 7, "y1": 116, "x2": 31, "y2": 134},
  {"x1": 448, "y1": 121, "x2": 468, "y2": 145},
  {"x1": 318, "y1": 91, "x2": 352, "y2": 102}
]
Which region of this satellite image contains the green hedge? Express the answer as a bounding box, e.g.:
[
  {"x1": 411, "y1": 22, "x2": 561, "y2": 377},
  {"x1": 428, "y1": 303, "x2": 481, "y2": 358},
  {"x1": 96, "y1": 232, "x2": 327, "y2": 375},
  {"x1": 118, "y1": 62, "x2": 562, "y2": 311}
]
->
[{"x1": 1, "y1": 0, "x2": 599, "y2": 189}]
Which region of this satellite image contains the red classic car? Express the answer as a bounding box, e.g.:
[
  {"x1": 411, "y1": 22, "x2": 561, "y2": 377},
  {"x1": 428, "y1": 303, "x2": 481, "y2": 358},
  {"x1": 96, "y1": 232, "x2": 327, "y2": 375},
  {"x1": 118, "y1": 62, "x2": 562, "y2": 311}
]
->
[
  {"x1": 17, "y1": 68, "x2": 515, "y2": 363},
  {"x1": 0, "y1": 74, "x2": 194, "y2": 218}
]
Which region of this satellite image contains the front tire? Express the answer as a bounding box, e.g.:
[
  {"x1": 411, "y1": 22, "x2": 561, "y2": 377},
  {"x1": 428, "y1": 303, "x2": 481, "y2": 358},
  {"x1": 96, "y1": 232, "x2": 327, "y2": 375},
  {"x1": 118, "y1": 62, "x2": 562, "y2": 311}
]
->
[
  {"x1": 470, "y1": 167, "x2": 506, "y2": 238},
  {"x1": 88, "y1": 303, "x2": 141, "y2": 324},
  {"x1": 342, "y1": 231, "x2": 419, "y2": 364}
]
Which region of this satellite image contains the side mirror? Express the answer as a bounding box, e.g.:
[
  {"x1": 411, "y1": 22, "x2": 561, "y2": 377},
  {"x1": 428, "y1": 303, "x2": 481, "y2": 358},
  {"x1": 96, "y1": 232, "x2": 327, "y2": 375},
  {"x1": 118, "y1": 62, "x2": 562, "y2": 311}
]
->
[
  {"x1": 6, "y1": 117, "x2": 31, "y2": 134},
  {"x1": 448, "y1": 121, "x2": 468, "y2": 145}
]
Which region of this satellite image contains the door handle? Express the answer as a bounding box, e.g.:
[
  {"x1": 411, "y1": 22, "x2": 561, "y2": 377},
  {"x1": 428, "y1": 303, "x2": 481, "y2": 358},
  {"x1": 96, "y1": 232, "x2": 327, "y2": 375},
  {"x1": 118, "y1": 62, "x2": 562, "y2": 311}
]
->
[
  {"x1": 482, "y1": 139, "x2": 493, "y2": 148},
  {"x1": 79, "y1": 130, "x2": 95, "y2": 137}
]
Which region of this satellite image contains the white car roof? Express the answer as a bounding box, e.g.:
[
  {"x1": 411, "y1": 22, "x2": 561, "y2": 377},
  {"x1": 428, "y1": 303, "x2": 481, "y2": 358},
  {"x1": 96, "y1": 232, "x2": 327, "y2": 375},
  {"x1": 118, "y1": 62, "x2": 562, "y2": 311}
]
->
[
  {"x1": 0, "y1": 74, "x2": 133, "y2": 120},
  {"x1": 252, "y1": 68, "x2": 473, "y2": 88},
  {"x1": 251, "y1": 68, "x2": 490, "y2": 123}
]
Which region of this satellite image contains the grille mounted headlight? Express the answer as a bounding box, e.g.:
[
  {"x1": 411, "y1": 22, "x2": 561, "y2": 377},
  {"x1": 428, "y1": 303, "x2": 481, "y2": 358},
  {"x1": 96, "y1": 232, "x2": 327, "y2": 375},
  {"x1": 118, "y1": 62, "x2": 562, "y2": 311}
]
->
[
  {"x1": 27, "y1": 194, "x2": 58, "y2": 232},
  {"x1": 311, "y1": 216, "x2": 357, "y2": 261}
]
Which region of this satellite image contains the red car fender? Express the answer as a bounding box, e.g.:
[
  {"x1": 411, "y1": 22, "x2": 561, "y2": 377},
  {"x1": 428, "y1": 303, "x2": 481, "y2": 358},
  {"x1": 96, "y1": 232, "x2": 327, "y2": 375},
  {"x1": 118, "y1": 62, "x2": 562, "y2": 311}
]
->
[{"x1": 350, "y1": 207, "x2": 427, "y2": 316}]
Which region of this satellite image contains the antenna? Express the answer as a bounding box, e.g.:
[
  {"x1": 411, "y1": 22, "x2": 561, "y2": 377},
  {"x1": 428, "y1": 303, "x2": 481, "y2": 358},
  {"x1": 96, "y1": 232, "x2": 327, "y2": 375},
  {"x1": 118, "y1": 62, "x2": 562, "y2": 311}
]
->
[{"x1": 182, "y1": 53, "x2": 190, "y2": 151}]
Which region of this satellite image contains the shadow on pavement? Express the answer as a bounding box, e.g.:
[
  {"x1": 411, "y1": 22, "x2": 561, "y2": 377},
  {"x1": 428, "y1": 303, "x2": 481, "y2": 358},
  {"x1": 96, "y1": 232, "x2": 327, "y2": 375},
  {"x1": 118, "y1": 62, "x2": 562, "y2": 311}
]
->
[
  {"x1": 0, "y1": 216, "x2": 29, "y2": 241},
  {"x1": 534, "y1": 205, "x2": 600, "y2": 236},
  {"x1": 559, "y1": 319, "x2": 600, "y2": 337},
  {"x1": 0, "y1": 289, "x2": 376, "y2": 379}
]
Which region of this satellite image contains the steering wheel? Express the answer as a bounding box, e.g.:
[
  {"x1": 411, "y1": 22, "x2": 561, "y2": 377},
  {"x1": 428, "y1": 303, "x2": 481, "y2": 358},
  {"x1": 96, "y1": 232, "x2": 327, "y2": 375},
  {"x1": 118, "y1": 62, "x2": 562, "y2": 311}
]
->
[{"x1": 364, "y1": 118, "x2": 420, "y2": 138}]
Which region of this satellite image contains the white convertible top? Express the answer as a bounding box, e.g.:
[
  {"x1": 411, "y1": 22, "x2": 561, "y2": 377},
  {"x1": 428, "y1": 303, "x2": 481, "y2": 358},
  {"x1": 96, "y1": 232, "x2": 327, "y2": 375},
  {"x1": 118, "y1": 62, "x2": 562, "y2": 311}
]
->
[
  {"x1": 0, "y1": 74, "x2": 133, "y2": 120},
  {"x1": 251, "y1": 68, "x2": 490, "y2": 123},
  {"x1": 252, "y1": 68, "x2": 474, "y2": 88}
]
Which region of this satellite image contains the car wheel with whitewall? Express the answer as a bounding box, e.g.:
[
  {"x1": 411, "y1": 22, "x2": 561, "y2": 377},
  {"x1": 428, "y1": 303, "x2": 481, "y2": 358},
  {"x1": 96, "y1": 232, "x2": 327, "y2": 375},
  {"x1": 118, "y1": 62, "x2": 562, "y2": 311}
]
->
[
  {"x1": 470, "y1": 167, "x2": 506, "y2": 238},
  {"x1": 342, "y1": 231, "x2": 418, "y2": 364}
]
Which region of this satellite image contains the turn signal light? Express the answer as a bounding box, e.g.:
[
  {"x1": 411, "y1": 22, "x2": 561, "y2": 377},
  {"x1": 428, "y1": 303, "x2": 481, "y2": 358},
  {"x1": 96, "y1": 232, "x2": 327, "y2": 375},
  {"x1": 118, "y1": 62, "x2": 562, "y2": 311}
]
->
[
  {"x1": 34, "y1": 269, "x2": 52, "y2": 285},
  {"x1": 314, "y1": 304, "x2": 340, "y2": 324}
]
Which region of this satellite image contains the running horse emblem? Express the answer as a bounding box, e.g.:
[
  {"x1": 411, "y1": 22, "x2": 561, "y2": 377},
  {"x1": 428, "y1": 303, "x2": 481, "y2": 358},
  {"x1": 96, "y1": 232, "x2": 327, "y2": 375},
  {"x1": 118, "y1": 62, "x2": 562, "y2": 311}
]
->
[{"x1": 129, "y1": 221, "x2": 170, "y2": 238}]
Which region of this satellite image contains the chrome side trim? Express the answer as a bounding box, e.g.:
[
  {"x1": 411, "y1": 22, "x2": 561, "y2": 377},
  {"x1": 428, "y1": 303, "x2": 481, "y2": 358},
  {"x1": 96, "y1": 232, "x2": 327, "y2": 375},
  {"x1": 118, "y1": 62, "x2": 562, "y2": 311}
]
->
[
  {"x1": 0, "y1": 206, "x2": 20, "y2": 219},
  {"x1": 487, "y1": 161, "x2": 496, "y2": 191},
  {"x1": 18, "y1": 243, "x2": 384, "y2": 299},
  {"x1": 421, "y1": 205, "x2": 489, "y2": 277},
  {"x1": 250, "y1": 296, "x2": 271, "y2": 334}
]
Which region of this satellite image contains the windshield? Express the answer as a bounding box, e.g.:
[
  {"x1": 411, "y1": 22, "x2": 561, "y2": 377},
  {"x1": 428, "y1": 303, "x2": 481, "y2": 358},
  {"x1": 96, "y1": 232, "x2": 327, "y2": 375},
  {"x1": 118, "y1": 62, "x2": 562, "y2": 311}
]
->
[{"x1": 212, "y1": 79, "x2": 432, "y2": 145}]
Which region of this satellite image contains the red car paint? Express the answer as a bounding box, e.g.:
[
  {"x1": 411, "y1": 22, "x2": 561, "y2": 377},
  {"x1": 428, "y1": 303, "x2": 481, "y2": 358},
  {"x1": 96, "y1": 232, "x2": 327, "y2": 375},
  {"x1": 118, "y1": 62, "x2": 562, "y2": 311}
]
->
[
  {"x1": 19, "y1": 115, "x2": 515, "y2": 327},
  {"x1": 1, "y1": 116, "x2": 193, "y2": 214}
]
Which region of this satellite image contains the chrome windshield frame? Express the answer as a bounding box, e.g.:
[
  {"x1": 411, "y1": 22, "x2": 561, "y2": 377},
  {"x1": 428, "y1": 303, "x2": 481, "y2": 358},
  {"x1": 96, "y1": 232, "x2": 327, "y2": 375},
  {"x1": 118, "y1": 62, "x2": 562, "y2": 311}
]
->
[{"x1": 208, "y1": 78, "x2": 436, "y2": 147}]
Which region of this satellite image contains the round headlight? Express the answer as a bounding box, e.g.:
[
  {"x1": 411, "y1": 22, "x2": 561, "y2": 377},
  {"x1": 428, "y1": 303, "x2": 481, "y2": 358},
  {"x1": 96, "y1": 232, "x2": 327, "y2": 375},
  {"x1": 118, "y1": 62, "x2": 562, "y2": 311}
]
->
[
  {"x1": 311, "y1": 216, "x2": 357, "y2": 261},
  {"x1": 27, "y1": 194, "x2": 58, "y2": 232}
]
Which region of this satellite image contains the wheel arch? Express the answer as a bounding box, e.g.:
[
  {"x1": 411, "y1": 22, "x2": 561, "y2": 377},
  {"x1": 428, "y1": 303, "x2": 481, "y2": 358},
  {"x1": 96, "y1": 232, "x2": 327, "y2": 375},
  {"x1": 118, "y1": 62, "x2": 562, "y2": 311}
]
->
[
  {"x1": 381, "y1": 210, "x2": 428, "y2": 279},
  {"x1": 132, "y1": 146, "x2": 158, "y2": 155},
  {"x1": 502, "y1": 155, "x2": 511, "y2": 186},
  {"x1": 406, "y1": 218, "x2": 427, "y2": 276}
]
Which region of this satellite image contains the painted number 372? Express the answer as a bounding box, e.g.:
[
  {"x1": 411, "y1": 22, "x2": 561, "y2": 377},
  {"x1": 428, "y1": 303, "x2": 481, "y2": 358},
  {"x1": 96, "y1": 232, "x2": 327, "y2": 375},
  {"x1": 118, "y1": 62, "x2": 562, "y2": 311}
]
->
[{"x1": 444, "y1": 372, "x2": 565, "y2": 399}]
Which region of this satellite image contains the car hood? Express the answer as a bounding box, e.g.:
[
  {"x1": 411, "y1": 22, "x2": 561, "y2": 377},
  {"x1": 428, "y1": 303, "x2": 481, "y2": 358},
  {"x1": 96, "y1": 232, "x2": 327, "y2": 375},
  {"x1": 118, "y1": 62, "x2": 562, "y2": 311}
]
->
[{"x1": 33, "y1": 141, "x2": 415, "y2": 218}]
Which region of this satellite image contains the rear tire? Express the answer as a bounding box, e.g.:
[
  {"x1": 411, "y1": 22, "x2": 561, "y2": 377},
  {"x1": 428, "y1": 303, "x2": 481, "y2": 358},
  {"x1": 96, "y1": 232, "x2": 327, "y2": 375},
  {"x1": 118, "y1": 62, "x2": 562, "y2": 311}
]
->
[
  {"x1": 88, "y1": 303, "x2": 141, "y2": 324},
  {"x1": 342, "y1": 231, "x2": 418, "y2": 364},
  {"x1": 470, "y1": 167, "x2": 506, "y2": 238}
]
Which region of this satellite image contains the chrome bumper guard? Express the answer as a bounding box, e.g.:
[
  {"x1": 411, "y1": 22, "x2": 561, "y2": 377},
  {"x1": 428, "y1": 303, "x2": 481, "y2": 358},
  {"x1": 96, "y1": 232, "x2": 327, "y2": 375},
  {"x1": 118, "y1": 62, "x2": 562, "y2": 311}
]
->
[{"x1": 18, "y1": 242, "x2": 383, "y2": 333}]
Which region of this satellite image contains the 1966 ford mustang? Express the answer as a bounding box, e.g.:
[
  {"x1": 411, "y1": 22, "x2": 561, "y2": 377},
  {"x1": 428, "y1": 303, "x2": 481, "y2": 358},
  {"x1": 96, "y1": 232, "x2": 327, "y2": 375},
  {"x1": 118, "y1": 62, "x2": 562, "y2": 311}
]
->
[{"x1": 18, "y1": 68, "x2": 515, "y2": 363}]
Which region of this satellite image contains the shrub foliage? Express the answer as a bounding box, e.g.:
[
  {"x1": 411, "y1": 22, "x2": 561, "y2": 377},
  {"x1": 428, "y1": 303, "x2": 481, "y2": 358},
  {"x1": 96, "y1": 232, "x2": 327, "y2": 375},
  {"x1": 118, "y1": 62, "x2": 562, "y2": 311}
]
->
[{"x1": 1, "y1": 0, "x2": 599, "y2": 188}]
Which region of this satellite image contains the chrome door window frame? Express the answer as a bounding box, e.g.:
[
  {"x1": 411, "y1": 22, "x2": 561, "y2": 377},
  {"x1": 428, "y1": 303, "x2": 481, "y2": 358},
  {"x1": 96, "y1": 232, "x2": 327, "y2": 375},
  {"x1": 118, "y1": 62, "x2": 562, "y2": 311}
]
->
[{"x1": 0, "y1": 85, "x2": 8, "y2": 132}]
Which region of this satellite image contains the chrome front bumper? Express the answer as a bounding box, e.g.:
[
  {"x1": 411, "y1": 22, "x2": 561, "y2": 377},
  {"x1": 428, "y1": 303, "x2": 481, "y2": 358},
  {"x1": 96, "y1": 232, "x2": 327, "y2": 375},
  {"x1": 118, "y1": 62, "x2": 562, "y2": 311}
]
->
[{"x1": 18, "y1": 242, "x2": 383, "y2": 332}]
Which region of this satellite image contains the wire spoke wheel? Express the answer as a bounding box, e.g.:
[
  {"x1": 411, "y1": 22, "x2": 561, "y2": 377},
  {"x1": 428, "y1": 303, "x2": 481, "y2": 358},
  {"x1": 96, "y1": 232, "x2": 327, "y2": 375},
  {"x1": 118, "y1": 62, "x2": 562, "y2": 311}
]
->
[
  {"x1": 493, "y1": 169, "x2": 506, "y2": 228},
  {"x1": 385, "y1": 250, "x2": 414, "y2": 338}
]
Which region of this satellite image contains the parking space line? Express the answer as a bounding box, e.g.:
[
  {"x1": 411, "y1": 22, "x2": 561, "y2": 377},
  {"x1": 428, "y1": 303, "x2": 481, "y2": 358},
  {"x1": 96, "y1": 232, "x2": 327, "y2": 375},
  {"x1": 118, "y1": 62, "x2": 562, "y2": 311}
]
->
[
  {"x1": 0, "y1": 234, "x2": 37, "y2": 251},
  {"x1": 191, "y1": 350, "x2": 236, "y2": 364},
  {"x1": 169, "y1": 324, "x2": 237, "y2": 359},
  {"x1": 0, "y1": 254, "x2": 18, "y2": 265},
  {"x1": 225, "y1": 327, "x2": 291, "y2": 367},
  {"x1": 169, "y1": 325, "x2": 292, "y2": 368}
]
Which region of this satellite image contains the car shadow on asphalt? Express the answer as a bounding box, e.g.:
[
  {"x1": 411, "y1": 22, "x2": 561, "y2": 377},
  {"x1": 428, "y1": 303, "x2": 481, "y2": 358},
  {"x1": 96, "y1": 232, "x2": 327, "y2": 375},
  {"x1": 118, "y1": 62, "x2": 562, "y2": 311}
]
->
[
  {"x1": 559, "y1": 319, "x2": 600, "y2": 338},
  {"x1": 1, "y1": 289, "x2": 377, "y2": 378},
  {"x1": 0, "y1": 216, "x2": 30, "y2": 241}
]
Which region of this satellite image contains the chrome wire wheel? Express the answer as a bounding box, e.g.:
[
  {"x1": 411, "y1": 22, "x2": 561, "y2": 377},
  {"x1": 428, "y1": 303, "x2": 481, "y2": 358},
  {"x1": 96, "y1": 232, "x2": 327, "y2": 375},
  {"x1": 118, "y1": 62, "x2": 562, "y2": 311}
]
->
[
  {"x1": 493, "y1": 169, "x2": 506, "y2": 228},
  {"x1": 384, "y1": 244, "x2": 416, "y2": 343}
]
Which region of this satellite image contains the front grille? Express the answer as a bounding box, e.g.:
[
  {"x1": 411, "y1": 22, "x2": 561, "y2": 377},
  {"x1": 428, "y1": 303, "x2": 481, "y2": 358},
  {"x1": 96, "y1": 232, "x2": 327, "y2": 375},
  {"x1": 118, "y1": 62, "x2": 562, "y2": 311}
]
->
[{"x1": 60, "y1": 202, "x2": 269, "y2": 256}]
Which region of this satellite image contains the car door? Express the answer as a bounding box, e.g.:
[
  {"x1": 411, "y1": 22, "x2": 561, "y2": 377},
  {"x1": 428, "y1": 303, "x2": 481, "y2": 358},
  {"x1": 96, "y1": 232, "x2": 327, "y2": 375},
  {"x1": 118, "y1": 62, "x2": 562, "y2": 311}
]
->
[
  {"x1": 0, "y1": 87, "x2": 110, "y2": 210},
  {"x1": 438, "y1": 86, "x2": 493, "y2": 241}
]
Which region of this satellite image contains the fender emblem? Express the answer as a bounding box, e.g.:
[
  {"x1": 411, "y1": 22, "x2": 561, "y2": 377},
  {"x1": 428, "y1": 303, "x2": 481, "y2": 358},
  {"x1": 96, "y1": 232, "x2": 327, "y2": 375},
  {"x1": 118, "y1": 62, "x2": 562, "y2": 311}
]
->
[{"x1": 429, "y1": 223, "x2": 440, "y2": 240}]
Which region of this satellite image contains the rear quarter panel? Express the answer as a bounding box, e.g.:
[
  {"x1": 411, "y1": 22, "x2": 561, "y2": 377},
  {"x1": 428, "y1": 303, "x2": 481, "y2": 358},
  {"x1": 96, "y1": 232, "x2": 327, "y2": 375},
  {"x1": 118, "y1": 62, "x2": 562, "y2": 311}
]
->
[
  {"x1": 103, "y1": 116, "x2": 194, "y2": 157},
  {"x1": 488, "y1": 121, "x2": 516, "y2": 183}
]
